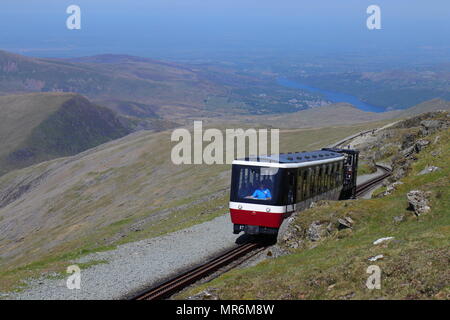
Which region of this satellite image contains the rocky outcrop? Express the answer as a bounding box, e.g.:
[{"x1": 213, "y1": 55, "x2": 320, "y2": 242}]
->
[
  {"x1": 377, "y1": 181, "x2": 404, "y2": 197},
  {"x1": 282, "y1": 214, "x2": 356, "y2": 249},
  {"x1": 420, "y1": 119, "x2": 449, "y2": 136},
  {"x1": 188, "y1": 289, "x2": 220, "y2": 300},
  {"x1": 418, "y1": 165, "x2": 441, "y2": 175},
  {"x1": 337, "y1": 217, "x2": 354, "y2": 229},
  {"x1": 307, "y1": 221, "x2": 328, "y2": 241},
  {"x1": 407, "y1": 190, "x2": 431, "y2": 216}
]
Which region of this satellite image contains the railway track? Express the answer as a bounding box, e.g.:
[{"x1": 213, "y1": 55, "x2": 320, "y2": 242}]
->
[
  {"x1": 132, "y1": 241, "x2": 266, "y2": 300},
  {"x1": 355, "y1": 164, "x2": 392, "y2": 197}
]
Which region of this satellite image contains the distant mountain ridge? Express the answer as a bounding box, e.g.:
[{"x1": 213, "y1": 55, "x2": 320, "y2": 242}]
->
[
  {"x1": 0, "y1": 50, "x2": 341, "y2": 120},
  {"x1": 0, "y1": 50, "x2": 227, "y2": 120},
  {"x1": 2, "y1": 50, "x2": 450, "y2": 126},
  {"x1": 395, "y1": 98, "x2": 450, "y2": 118},
  {"x1": 0, "y1": 92, "x2": 132, "y2": 176}
]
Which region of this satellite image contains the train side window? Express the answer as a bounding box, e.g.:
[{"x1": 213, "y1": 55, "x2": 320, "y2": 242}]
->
[
  {"x1": 307, "y1": 167, "x2": 313, "y2": 198},
  {"x1": 319, "y1": 165, "x2": 325, "y2": 193},
  {"x1": 297, "y1": 169, "x2": 304, "y2": 201},
  {"x1": 287, "y1": 170, "x2": 296, "y2": 205},
  {"x1": 328, "y1": 164, "x2": 333, "y2": 190},
  {"x1": 317, "y1": 166, "x2": 321, "y2": 194},
  {"x1": 326, "y1": 164, "x2": 330, "y2": 191},
  {"x1": 316, "y1": 166, "x2": 321, "y2": 195},
  {"x1": 317, "y1": 166, "x2": 322, "y2": 195},
  {"x1": 313, "y1": 166, "x2": 319, "y2": 196},
  {"x1": 338, "y1": 162, "x2": 342, "y2": 185},
  {"x1": 333, "y1": 162, "x2": 339, "y2": 188},
  {"x1": 329, "y1": 164, "x2": 333, "y2": 189},
  {"x1": 330, "y1": 163, "x2": 334, "y2": 189},
  {"x1": 303, "y1": 168, "x2": 309, "y2": 199}
]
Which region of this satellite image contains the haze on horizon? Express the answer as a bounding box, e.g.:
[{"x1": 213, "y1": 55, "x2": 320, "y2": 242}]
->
[{"x1": 0, "y1": 0, "x2": 449, "y2": 62}]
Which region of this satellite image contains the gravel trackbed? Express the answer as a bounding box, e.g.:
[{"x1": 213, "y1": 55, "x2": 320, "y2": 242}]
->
[{"x1": 6, "y1": 213, "x2": 239, "y2": 300}]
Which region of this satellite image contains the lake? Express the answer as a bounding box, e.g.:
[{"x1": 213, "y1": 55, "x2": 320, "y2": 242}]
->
[{"x1": 277, "y1": 77, "x2": 386, "y2": 113}]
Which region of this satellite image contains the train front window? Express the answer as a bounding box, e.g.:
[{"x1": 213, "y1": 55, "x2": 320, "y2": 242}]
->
[{"x1": 232, "y1": 165, "x2": 281, "y2": 204}]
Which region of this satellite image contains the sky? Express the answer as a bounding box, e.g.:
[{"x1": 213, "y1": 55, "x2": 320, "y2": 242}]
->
[{"x1": 0, "y1": 0, "x2": 449, "y2": 60}]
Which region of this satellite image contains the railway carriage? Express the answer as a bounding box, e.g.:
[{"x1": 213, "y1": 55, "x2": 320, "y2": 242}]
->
[{"x1": 230, "y1": 148, "x2": 359, "y2": 236}]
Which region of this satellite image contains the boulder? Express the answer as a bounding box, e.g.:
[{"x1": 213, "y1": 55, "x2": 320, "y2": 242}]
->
[
  {"x1": 418, "y1": 165, "x2": 441, "y2": 175},
  {"x1": 414, "y1": 139, "x2": 430, "y2": 152},
  {"x1": 392, "y1": 166, "x2": 408, "y2": 181},
  {"x1": 401, "y1": 145, "x2": 415, "y2": 157},
  {"x1": 307, "y1": 221, "x2": 327, "y2": 241},
  {"x1": 368, "y1": 254, "x2": 384, "y2": 262},
  {"x1": 431, "y1": 151, "x2": 441, "y2": 157},
  {"x1": 407, "y1": 190, "x2": 431, "y2": 216},
  {"x1": 338, "y1": 216, "x2": 354, "y2": 229},
  {"x1": 420, "y1": 120, "x2": 448, "y2": 136},
  {"x1": 189, "y1": 289, "x2": 219, "y2": 300},
  {"x1": 383, "y1": 181, "x2": 404, "y2": 196},
  {"x1": 373, "y1": 237, "x2": 394, "y2": 245},
  {"x1": 401, "y1": 133, "x2": 417, "y2": 149}
]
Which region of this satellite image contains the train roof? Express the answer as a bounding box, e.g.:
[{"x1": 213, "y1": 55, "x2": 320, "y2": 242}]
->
[{"x1": 233, "y1": 150, "x2": 345, "y2": 168}]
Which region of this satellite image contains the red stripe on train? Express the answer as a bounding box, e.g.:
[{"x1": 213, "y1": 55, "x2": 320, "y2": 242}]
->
[{"x1": 230, "y1": 208, "x2": 291, "y2": 228}]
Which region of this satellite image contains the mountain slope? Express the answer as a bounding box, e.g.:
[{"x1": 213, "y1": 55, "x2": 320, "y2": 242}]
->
[
  {"x1": 0, "y1": 120, "x2": 385, "y2": 291},
  {"x1": 396, "y1": 98, "x2": 450, "y2": 118},
  {"x1": 256, "y1": 103, "x2": 392, "y2": 128},
  {"x1": 0, "y1": 93, "x2": 132, "y2": 175},
  {"x1": 216, "y1": 99, "x2": 450, "y2": 129}
]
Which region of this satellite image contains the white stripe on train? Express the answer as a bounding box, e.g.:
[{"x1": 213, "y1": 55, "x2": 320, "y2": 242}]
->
[
  {"x1": 232, "y1": 156, "x2": 345, "y2": 168},
  {"x1": 230, "y1": 201, "x2": 293, "y2": 214}
]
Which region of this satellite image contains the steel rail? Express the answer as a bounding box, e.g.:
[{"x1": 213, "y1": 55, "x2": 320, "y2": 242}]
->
[
  {"x1": 355, "y1": 164, "x2": 392, "y2": 197},
  {"x1": 132, "y1": 242, "x2": 263, "y2": 300}
]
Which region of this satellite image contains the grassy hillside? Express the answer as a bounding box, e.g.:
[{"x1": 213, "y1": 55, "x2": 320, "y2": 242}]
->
[
  {"x1": 201, "y1": 99, "x2": 450, "y2": 129},
  {"x1": 239, "y1": 103, "x2": 393, "y2": 128},
  {"x1": 0, "y1": 93, "x2": 132, "y2": 176},
  {"x1": 179, "y1": 113, "x2": 450, "y2": 300},
  {"x1": 396, "y1": 98, "x2": 450, "y2": 118},
  {"x1": 0, "y1": 121, "x2": 384, "y2": 292}
]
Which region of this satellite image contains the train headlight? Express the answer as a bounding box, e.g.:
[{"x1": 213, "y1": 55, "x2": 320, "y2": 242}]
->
[
  {"x1": 266, "y1": 208, "x2": 271, "y2": 212},
  {"x1": 238, "y1": 205, "x2": 243, "y2": 209}
]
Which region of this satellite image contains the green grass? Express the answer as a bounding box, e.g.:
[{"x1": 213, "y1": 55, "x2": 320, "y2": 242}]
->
[
  {"x1": 358, "y1": 162, "x2": 377, "y2": 175},
  {"x1": 178, "y1": 128, "x2": 450, "y2": 300}
]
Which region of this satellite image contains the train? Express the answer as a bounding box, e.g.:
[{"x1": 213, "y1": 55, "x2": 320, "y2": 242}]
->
[{"x1": 229, "y1": 148, "x2": 359, "y2": 236}]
